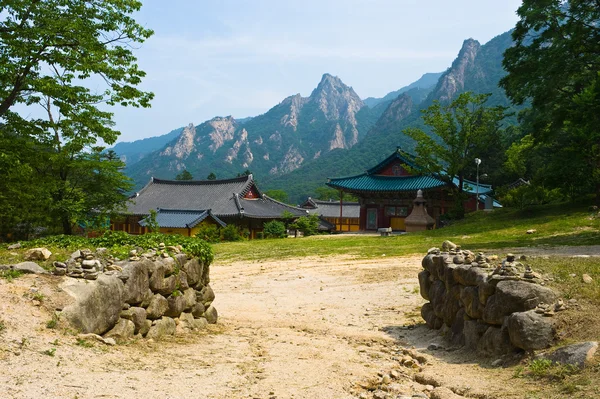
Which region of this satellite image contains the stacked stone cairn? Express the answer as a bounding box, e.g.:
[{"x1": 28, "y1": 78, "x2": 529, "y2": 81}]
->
[
  {"x1": 419, "y1": 241, "x2": 567, "y2": 356},
  {"x1": 53, "y1": 243, "x2": 217, "y2": 342}
]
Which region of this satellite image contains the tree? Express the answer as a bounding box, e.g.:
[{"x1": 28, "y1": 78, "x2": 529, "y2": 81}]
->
[
  {"x1": 500, "y1": 0, "x2": 600, "y2": 203},
  {"x1": 403, "y1": 92, "x2": 506, "y2": 218},
  {"x1": 175, "y1": 170, "x2": 193, "y2": 180},
  {"x1": 207, "y1": 172, "x2": 217, "y2": 180},
  {"x1": 0, "y1": 1, "x2": 153, "y2": 235},
  {"x1": 290, "y1": 214, "x2": 320, "y2": 237},
  {"x1": 265, "y1": 189, "x2": 288, "y2": 203}
]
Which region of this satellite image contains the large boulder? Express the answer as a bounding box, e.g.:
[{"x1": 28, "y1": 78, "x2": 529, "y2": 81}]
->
[
  {"x1": 2, "y1": 261, "x2": 47, "y2": 274},
  {"x1": 543, "y1": 342, "x2": 598, "y2": 368},
  {"x1": 120, "y1": 307, "x2": 147, "y2": 334},
  {"x1": 460, "y1": 286, "x2": 484, "y2": 319},
  {"x1": 418, "y1": 270, "x2": 431, "y2": 301},
  {"x1": 24, "y1": 247, "x2": 52, "y2": 261},
  {"x1": 182, "y1": 258, "x2": 204, "y2": 286},
  {"x1": 103, "y1": 318, "x2": 135, "y2": 343},
  {"x1": 198, "y1": 285, "x2": 216, "y2": 306},
  {"x1": 477, "y1": 325, "x2": 515, "y2": 356},
  {"x1": 506, "y1": 310, "x2": 555, "y2": 351},
  {"x1": 204, "y1": 305, "x2": 218, "y2": 324},
  {"x1": 421, "y1": 303, "x2": 443, "y2": 330},
  {"x1": 121, "y1": 259, "x2": 151, "y2": 304},
  {"x1": 453, "y1": 265, "x2": 488, "y2": 287},
  {"x1": 146, "y1": 294, "x2": 169, "y2": 320},
  {"x1": 482, "y1": 280, "x2": 556, "y2": 325},
  {"x1": 146, "y1": 317, "x2": 176, "y2": 340},
  {"x1": 60, "y1": 274, "x2": 125, "y2": 335},
  {"x1": 464, "y1": 319, "x2": 489, "y2": 350},
  {"x1": 164, "y1": 293, "x2": 187, "y2": 318}
]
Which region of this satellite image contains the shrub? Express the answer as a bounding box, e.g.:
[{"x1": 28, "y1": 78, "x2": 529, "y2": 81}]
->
[
  {"x1": 221, "y1": 225, "x2": 243, "y2": 242},
  {"x1": 263, "y1": 220, "x2": 286, "y2": 238},
  {"x1": 290, "y1": 214, "x2": 320, "y2": 237},
  {"x1": 195, "y1": 224, "x2": 221, "y2": 243}
]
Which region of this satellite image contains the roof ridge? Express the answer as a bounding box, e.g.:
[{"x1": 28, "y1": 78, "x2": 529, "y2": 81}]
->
[
  {"x1": 260, "y1": 194, "x2": 309, "y2": 213},
  {"x1": 152, "y1": 175, "x2": 252, "y2": 185}
]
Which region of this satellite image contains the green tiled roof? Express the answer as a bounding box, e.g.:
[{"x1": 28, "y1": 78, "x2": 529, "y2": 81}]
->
[{"x1": 327, "y1": 174, "x2": 447, "y2": 192}]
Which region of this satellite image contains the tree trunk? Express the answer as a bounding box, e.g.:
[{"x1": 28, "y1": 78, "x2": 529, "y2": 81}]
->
[{"x1": 62, "y1": 216, "x2": 73, "y2": 235}]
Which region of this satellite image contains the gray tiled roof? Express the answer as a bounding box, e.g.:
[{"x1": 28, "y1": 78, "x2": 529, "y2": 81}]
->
[
  {"x1": 139, "y1": 209, "x2": 226, "y2": 229},
  {"x1": 127, "y1": 176, "x2": 307, "y2": 220},
  {"x1": 238, "y1": 195, "x2": 308, "y2": 219},
  {"x1": 302, "y1": 198, "x2": 360, "y2": 218},
  {"x1": 127, "y1": 176, "x2": 254, "y2": 217}
]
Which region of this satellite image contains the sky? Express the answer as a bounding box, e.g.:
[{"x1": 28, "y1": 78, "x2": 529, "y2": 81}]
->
[{"x1": 113, "y1": 0, "x2": 523, "y2": 143}]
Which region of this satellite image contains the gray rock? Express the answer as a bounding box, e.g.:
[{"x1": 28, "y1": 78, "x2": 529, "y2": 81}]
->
[
  {"x1": 441, "y1": 240, "x2": 457, "y2": 252},
  {"x1": 582, "y1": 274, "x2": 593, "y2": 284},
  {"x1": 204, "y1": 305, "x2": 218, "y2": 324},
  {"x1": 453, "y1": 265, "x2": 488, "y2": 286},
  {"x1": 121, "y1": 260, "x2": 151, "y2": 304},
  {"x1": 24, "y1": 247, "x2": 52, "y2": 261},
  {"x1": 120, "y1": 307, "x2": 147, "y2": 334},
  {"x1": 7, "y1": 242, "x2": 21, "y2": 250},
  {"x1": 483, "y1": 280, "x2": 557, "y2": 325},
  {"x1": 460, "y1": 286, "x2": 483, "y2": 319},
  {"x1": 7, "y1": 261, "x2": 47, "y2": 274},
  {"x1": 543, "y1": 341, "x2": 598, "y2": 368},
  {"x1": 103, "y1": 318, "x2": 135, "y2": 343},
  {"x1": 139, "y1": 319, "x2": 152, "y2": 337},
  {"x1": 507, "y1": 310, "x2": 555, "y2": 351},
  {"x1": 164, "y1": 293, "x2": 187, "y2": 318},
  {"x1": 477, "y1": 325, "x2": 515, "y2": 356},
  {"x1": 146, "y1": 294, "x2": 169, "y2": 320},
  {"x1": 146, "y1": 316, "x2": 176, "y2": 339},
  {"x1": 421, "y1": 303, "x2": 443, "y2": 330},
  {"x1": 182, "y1": 288, "x2": 196, "y2": 310},
  {"x1": 190, "y1": 317, "x2": 208, "y2": 330},
  {"x1": 149, "y1": 261, "x2": 177, "y2": 296},
  {"x1": 60, "y1": 274, "x2": 125, "y2": 335},
  {"x1": 140, "y1": 288, "x2": 154, "y2": 308},
  {"x1": 463, "y1": 319, "x2": 489, "y2": 349},
  {"x1": 198, "y1": 285, "x2": 215, "y2": 306},
  {"x1": 418, "y1": 270, "x2": 431, "y2": 301},
  {"x1": 81, "y1": 259, "x2": 97, "y2": 269},
  {"x1": 191, "y1": 302, "x2": 206, "y2": 318}
]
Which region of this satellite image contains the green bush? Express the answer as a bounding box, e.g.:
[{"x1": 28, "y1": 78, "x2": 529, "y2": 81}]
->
[
  {"x1": 221, "y1": 225, "x2": 243, "y2": 242},
  {"x1": 263, "y1": 220, "x2": 286, "y2": 238},
  {"x1": 195, "y1": 224, "x2": 221, "y2": 243},
  {"x1": 290, "y1": 214, "x2": 320, "y2": 237}
]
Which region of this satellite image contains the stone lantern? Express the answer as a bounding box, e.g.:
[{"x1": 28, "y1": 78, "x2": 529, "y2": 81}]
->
[{"x1": 404, "y1": 189, "x2": 435, "y2": 232}]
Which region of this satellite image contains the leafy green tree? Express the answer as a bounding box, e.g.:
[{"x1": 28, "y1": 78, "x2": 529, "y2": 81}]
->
[
  {"x1": 175, "y1": 170, "x2": 193, "y2": 180},
  {"x1": 404, "y1": 92, "x2": 506, "y2": 218},
  {"x1": 314, "y1": 186, "x2": 358, "y2": 202},
  {"x1": 265, "y1": 189, "x2": 288, "y2": 203},
  {"x1": 145, "y1": 209, "x2": 160, "y2": 233},
  {"x1": 500, "y1": 0, "x2": 600, "y2": 203},
  {"x1": 290, "y1": 214, "x2": 320, "y2": 237},
  {"x1": 207, "y1": 172, "x2": 217, "y2": 180},
  {"x1": 0, "y1": 0, "x2": 152, "y2": 235},
  {"x1": 263, "y1": 220, "x2": 286, "y2": 238}
]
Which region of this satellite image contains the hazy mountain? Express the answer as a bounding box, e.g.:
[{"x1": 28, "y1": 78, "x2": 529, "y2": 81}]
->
[
  {"x1": 126, "y1": 74, "x2": 378, "y2": 188},
  {"x1": 263, "y1": 31, "x2": 518, "y2": 203},
  {"x1": 110, "y1": 127, "x2": 183, "y2": 166},
  {"x1": 363, "y1": 71, "x2": 443, "y2": 108}
]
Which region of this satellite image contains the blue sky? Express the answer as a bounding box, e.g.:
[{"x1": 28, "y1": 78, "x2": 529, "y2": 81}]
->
[{"x1": 113, "y1": 0, "x2": 523, "y2": 143}]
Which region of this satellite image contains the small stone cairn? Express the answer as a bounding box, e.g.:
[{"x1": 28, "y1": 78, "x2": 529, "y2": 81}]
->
[
  {"x1": 53, "y1": 243, "x2": 217, "y2": 342},
  {"x1": 419, "y1": 241, "x2": 567, "y2": 356}
]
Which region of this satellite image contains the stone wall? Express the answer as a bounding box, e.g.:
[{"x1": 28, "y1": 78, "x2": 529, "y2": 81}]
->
[
  {"x1": 419, "y1": 241, "x2": 564, "y2": 356},
  {"x1": 53, "y1": 245, "x2": 217, "y2": 342}
]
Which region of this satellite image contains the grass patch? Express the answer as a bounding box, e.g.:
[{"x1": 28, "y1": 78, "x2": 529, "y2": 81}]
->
[
  {"x1": 46, "y1": 313, "x2": 59, "y2": 329},
  {"x1": 213, "y1": 201, "x2": 600, "y2": 263},
  {"x1": 0, "y1": 319, "x2": 5, "y2": 334},
  {"x1": 0, "y1": 269, "x2": 24, "y2": 282},
  {"x1": 75, "y1": 338, "x2": 94, "y2": 348},
  {"x1": 529, "y1": 257, "x2": 600, "y2": 303}
]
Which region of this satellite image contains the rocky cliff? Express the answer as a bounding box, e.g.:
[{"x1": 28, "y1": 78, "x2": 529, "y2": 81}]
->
[{"x1": 126, "y1": 74, "x2": 374, "y2": 187}]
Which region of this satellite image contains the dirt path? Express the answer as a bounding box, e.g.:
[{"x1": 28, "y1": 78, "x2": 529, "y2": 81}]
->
[{"x1": 0, "y1": 255, "x2": 552, "y2": 399}]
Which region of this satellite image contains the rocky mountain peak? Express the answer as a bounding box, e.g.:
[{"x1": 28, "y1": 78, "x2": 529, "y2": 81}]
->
[
  {"x1": 309, "y1": 73, "x2": 364, "y2": 123},
  {"x1": 160, "y1": 123, "x2": 196, "y2": 159},
  {"x1": 430, "y1": 38, "x2": 481, "y2": 103}
]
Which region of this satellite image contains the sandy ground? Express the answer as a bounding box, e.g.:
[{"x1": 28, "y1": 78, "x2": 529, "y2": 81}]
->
[{"x1": 1, "y1": 249, "x2": 597, "y2": 399}]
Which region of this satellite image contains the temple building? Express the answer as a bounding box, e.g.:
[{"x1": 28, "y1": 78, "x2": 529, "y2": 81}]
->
[
  {"x1": 300, "y1": 198, "x2": 360, "y2": 232},
  {"x1": 326, "y1": 148, "x2": 499, "y2": 232},
  {"x1": 112, "y1": 175, "x2": 308, "y2": 238}
]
